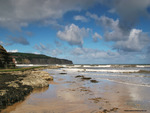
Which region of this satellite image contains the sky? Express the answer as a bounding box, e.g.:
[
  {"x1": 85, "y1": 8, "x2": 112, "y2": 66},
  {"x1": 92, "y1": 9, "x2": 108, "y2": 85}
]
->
[{"x1": 0, "y1": 0, "x2": 150, "y2": 64}]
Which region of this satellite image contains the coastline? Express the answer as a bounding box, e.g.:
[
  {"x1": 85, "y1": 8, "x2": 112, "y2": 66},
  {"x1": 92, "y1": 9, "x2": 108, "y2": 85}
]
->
[
  {"x1": 0, "y1": 66, "x2": 59, "y2": 111},
  {"x1": 1, "y1": 65, "x2": 150, "y2": 113}
]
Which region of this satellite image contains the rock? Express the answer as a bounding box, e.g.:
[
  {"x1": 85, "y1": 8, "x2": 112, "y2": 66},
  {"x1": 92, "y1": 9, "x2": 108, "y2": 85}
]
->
[
  {"x1": 59, "y1": 72, "x2": 67, "y2": 74},
  {"x1": 0, "y1": 73, "x2": 33, "y2": 111},
  {"x1": 42, "y1": 76, "x2": 53, "y2": 81},
  {"x1": 21, "y1": 71, "x2": 53, "y2": 88},
  {"x1": 81, "y1": 76, "x2": 92, "y2": 80},
  {"x1": 97, "y1": 107, "x2": 118, "y2": 113},
  {"x1": 103, "y1": 109, "x2": 109, "y2": 113},
  {"x1": 0, "y1": 45, "x2": 15, "y2": 69},
  {"x1": 89, "y1": 97, "x2": 102, "y2": 103},
  {"x1": 6, "y1": 81, "x2": 19, "y2": 88},
  {"x1": 0, "y1": 70, "x2": 53, "y2": 111},
  {"x1": 110, "y1": 107, "x2": 118, "y2": 112},
  {"x1": 21, "y1": 76, "x2": 49, "y2": 88},
  {"x1": 0, "y1": 90, "x2": 7, "y2": 96},
  {"x1": 75, "y1": 75, "x2": 84, "y2": 78},
  {"x1": 90, "y1": 79, "x2": 99, "y2": 83},
  {"x1": 31, "y1": 71, "x2": 53, "y2": 81}
]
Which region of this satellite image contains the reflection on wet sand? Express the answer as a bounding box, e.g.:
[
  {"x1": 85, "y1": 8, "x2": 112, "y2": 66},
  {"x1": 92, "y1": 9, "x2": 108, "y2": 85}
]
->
[
  {"x1": 33, "y1": 87, "x2": 49, "y2": 94},
  {"x1": 1, "y1": 69, "x2": 150, "y2": 113},
  {"x1": 1, "y1": 86, "x2": 49, "y2": 113}
]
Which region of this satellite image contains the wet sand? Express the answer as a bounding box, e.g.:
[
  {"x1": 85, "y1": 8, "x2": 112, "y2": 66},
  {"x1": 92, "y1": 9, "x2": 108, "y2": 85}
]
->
[{"x1": 1, "y1": 70, "x2": 150, "y2": 113}]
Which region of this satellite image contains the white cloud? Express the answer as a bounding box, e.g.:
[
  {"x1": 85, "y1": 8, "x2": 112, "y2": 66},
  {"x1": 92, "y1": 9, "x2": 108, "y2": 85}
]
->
[
  {"x1": 34, "y1": 43, "x2": 62, "y2": 57},
  {"x1": 51, "y1": 48, "x2": 62, "y2": 56},
  {"x1": 42, "y1": 19, "x2": 64, "y2": 29},
  {"x1": 0, "y1": 0, "x2": 100, "y2": 30},
  {"x1": 92, "y1": 32, "x2": 102, "y2": 42},
  {"x1": 101, "y1": 0, "x2": 150, "y2": 30},
  {"x1": 33, "y1": 52, "x2": 40, "y2": 54},
  {"x1": 7, "y1": 49, "x2": 18, "y2": 53},
  {"x1": 70, "y1": 47, "x2": 150, "y2": 64},
  {"x1": 0, "y1": 41, "x2": 4, "y2": 45},
  {"x1": 74, "y1": 15, "x2": 88, "y2": 22},
  {"x1": 71, "y1": 47, "x2": 132, "y2": 64},
  {"x1": 87, "y1": 12, "x2": 124, "y2": 41},
  {"x1": 34, "y1": 43, "x2": 49, "y2": 53},
  {"x1": 7, "y1": 36, "x2": 30, "y2": 45},
  {"x1": 72, "y1": 47, "x2": 119, "y2": 59},
  {"x1": 87, "y1": 12, "x2": 150, "y2": 52},
  {"x1": 114, "y1": 29, "x2": 150, "y2": 52},
  {"x1": 57, "y1": 24, "x2": 90, "y2": 46}
]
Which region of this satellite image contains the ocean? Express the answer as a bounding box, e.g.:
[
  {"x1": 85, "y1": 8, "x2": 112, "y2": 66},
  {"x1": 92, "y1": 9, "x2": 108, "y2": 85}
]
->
[
  {"x1": 2, "y1": 64, "x2": 150, "y2": 112},
  {"x1": 48, "y1": 64, "x2": 150, "y2": 87}
]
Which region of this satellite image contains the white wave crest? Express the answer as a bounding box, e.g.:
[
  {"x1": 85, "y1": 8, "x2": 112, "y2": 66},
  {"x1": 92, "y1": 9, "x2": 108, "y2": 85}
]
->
[
  {"x1": 136, "y1": 65, "x2": 150, "y2": 67},
  {"x1": 85, "y1": 69, "x2": 139, "y2": 73}
]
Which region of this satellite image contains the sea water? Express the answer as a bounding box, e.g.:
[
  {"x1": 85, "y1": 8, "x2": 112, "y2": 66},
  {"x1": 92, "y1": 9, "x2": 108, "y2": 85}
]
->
[
  {"x1": 2, "y1": 64, "x2": 150, "y2": 112},
  {"x1": 48, "y1": 64, "x2": 150, "y2": 87}
]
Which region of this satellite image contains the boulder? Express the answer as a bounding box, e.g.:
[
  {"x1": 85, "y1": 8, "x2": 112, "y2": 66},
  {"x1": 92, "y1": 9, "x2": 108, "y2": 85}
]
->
[
  {"x1": 0, "y1": 45, "x2": 15, "y2": 69},
  {"x1": 21, "y1": 71, "x2": 53, "y2": 88}
]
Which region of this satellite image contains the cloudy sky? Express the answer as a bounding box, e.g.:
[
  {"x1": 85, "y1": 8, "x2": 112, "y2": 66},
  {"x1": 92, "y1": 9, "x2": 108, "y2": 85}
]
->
[{"x1": 0, "y1": 0, "x2": 150, "y2": 64}]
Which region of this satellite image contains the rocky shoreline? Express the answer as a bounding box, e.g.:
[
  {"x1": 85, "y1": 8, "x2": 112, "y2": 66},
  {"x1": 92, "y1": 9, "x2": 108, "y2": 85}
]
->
[{"x1": 0, "y1": 66, "x2": 56, "y2": 111}]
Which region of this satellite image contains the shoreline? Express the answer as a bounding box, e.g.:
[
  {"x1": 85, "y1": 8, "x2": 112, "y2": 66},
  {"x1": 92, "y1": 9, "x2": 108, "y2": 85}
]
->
[
  {"x1": 2, "y1": 68, "x2": 150, "y2": 113},
  {"x1": 1, "y1": 65, "x2": 150, "y2": 113},
  {"x1": 0, "y1": 66, "x2": 59, "y2": 111}
]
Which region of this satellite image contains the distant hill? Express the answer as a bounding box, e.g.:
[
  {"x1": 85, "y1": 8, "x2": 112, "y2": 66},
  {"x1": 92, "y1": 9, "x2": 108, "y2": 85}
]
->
[{"x1": 9, "y1": 52, "x2": 73, "y2": 64}]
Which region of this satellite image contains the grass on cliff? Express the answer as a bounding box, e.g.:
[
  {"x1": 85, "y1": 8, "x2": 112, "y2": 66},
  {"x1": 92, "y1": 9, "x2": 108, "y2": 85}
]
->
[{"x1": 0, "y1": 66, "x2": 45, "y2": 72}]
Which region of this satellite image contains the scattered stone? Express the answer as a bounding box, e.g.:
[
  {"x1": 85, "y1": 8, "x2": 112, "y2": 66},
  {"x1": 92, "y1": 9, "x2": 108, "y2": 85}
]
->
[
  {"x1": 105, "y1": 101, "x2": 109, "y2": 103},
  {"x1": 59, "y1": 73, "x2": 67, "y2": 74},
  {"x1": 80, "y1": 87, "x2": 92, "y2": 93},
  {"x1": 81, "y1": 76, "x2": 92, "y2": 80},
  {"x1": 89, "y1": 97, "x2": 102, "y2": 103},
  {"x1": 110, "y1": 107, "x2": 118, "y2": 112},
  {"x1": 97, "y1": 107, "x2": 118, "y2": 113},
  {"x1": 103, "y1": 109, "x2": 109, "y2": 113},
  {"x1": 90, "y1": 79, "x2": 99, "y2": 83},
  {"x1": 68, "y1": 89, "x2": 76, "y2": 91},
  {"x1": 75, "y1": 75, "x2": 84, "y2": 78}
]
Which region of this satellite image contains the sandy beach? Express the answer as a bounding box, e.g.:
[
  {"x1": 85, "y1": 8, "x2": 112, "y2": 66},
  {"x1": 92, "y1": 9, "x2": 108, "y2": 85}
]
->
[{"x1": 1, "y1": 65, "x2": 150, "y2": 113}]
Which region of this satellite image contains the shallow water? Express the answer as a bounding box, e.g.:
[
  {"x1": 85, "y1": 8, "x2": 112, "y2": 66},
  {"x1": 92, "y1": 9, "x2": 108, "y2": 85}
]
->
[
  {"x1": 2, "y1": 64, "x2": 150, "y2": 113},
  {"x1": 56, "y1": 64, "x2": 150, "y2": 87}
]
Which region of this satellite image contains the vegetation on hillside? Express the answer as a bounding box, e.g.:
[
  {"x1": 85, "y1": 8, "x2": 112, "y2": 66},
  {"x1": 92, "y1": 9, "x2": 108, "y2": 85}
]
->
[{"x1": 9, "y1": 52, "x2": 73, "y2": 64}]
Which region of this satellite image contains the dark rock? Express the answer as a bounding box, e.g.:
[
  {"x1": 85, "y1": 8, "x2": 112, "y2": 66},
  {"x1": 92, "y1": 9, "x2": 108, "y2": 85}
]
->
[
  {"x1": 110, "y1": 107, "x2": 118, "y2": 112},
  {"x1": 0, "y1": 73, "x2": 33, "y2": 111},
  {"x1": 90, "y1": 79, "x2": 99, "y2": 83},
  {"x1": 59, "y1": 73, "x2": 67, "y2": 74},
  {"x1": 75, "y1": 75, "x2": 84, "y2": 78},
  {"x1": 103, "y1": 109, "x2": 109, "y2": 113},
  {"x1": 81, "y1": 76, "x2": 92, "y2": 80},
  {"x1": 0, "y1": 45, "x2": 15, "y2": 69}
]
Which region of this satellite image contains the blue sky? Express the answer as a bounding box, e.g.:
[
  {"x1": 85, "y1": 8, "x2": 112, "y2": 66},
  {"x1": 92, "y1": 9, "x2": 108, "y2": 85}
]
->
[{"x1": 0, "y1": 0, "x2": 150, "y2": 64}]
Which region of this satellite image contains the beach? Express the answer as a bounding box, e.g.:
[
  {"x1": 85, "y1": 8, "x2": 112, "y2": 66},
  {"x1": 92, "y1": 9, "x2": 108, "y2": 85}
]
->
[{"x1": 1, "y1": 64, "x2": 150, "y2": 113}]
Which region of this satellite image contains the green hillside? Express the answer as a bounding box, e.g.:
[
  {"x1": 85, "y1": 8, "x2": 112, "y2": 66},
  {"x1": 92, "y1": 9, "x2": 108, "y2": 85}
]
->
[{"x1": 9, "y1": 52, "x2": 73, "y2": 64}]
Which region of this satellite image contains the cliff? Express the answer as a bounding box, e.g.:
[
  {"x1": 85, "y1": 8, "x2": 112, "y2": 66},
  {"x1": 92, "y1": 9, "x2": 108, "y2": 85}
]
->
[
  {"x1": 0, "y1": 45, "x2": 15, "y2": 69},
  {"x1": 9, "y1": 52, "x2": 73, "y2": 64}
]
